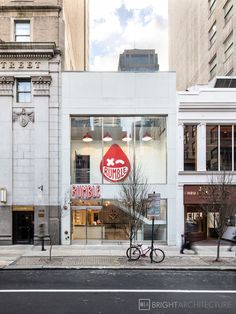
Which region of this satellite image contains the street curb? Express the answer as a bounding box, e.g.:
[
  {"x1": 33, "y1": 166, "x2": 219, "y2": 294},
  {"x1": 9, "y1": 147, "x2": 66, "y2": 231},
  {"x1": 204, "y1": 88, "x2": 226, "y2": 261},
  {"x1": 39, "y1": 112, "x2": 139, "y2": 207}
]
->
[{"x1": 2, "y1": 266, "x2": 236, "y2": 271}]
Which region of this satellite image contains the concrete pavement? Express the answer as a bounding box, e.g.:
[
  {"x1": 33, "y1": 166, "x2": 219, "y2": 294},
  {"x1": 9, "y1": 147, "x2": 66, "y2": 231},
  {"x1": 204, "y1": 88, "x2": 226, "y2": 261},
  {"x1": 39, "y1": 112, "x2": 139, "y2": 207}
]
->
[{"x1": 0, "y1": 243, "x2": 235, "y2": 270}]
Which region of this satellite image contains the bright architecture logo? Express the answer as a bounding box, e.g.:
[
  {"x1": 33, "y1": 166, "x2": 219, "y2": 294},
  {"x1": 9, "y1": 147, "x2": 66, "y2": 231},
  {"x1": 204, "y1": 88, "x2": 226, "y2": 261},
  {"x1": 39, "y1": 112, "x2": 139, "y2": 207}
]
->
[{"x1": 139, "y1": 299, "x2": 150, "y2": 311}]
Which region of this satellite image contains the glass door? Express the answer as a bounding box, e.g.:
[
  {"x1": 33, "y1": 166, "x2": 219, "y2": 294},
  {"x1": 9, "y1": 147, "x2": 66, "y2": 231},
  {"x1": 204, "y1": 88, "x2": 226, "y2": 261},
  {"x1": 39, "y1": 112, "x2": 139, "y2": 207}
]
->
[
  {"x1": 86, "y1": 208, "x2": 103, "y2": 244},
  {"x1": 71, "y1": 206, "x2": 103, "y2": 243}
]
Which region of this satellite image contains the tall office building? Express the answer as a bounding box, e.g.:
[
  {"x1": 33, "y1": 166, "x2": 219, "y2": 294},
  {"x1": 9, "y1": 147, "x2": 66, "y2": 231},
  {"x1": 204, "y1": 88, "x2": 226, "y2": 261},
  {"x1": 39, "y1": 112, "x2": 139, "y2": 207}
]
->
[
  {"x1": 64, "y1": 0, "x2": 89, "y2": 70},
  {"x1": 169, "y1": 0, "x2": 235, "y2": 90},
  {"x1": 118, "y1": 49, "x2": 159, "y2": 72}
]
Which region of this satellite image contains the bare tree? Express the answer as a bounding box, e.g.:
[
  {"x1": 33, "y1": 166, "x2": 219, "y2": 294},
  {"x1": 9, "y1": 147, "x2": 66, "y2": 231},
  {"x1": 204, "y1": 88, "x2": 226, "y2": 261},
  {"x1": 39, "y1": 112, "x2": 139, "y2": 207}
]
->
[
  {"x1": 199, "y1": 171, "x2": 236, "y2": 261},
  {"x1": 119, "y1": 163, "x2": 150, "y2": 249}
]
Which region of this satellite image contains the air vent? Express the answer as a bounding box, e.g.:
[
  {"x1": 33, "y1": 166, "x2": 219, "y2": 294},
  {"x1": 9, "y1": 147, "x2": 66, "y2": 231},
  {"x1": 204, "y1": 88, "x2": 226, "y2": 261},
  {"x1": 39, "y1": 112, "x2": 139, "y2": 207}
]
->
[{"x1": 214, "y1": 78, "x2": 236, "y2": 88}]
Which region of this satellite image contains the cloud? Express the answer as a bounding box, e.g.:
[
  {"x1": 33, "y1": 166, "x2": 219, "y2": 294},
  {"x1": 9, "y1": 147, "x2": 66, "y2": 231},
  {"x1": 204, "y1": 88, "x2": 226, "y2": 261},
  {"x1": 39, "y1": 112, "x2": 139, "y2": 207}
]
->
[
  {"x1": 115, "y1": 4, "x2": 134, "y2": 27},
  {"x1": 89, "y1": 0, "x2": 168, "y2": 71}
]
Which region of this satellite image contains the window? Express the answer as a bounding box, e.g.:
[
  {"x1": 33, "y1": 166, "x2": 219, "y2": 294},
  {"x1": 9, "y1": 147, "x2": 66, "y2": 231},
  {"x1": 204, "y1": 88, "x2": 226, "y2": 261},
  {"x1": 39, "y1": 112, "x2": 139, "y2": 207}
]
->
[
  {"x1": 224, "y1": 32, "x2": 233, "y2": 60},
  {"x1": 224, "y1": 0, "x2": 233, "y2": 24},
  {"x1": 75, "y1": 155, "x2": 90, "y2": 183},
  {"x1": 17, "y1": 79, "x2": 31, "y2": 102},
  {"x1": 209, "y1": 0, "x2": 217, "y2": 14},
  {"x1": 209, "y1": 54, "x2": 217, "y2": 79},
  {"x1": 206, "y1": 125, "x2": 218, "y2": 170},
  {"x1": 206, "y1": 125, "x2": 235, "y2": 171},
  {"x1": 209, "y1": 22, "x2": 217, "y2": 47},
  {"x1": 220, "y1": 125, "x2": 232, "y2": 170},
  {"x1": 71, "y1": 116, "x2": 167, "y2": 184},
  {"x1": 234, "y1": 126, "x2": 236, "y2": 171},
  {"x1": 15, "y1": 21, "x2": 30, "y2": 42},
  {"x1": 184, "y1": 125, "x2": 197, "y2": 171},
  {"x1": 226, "y1": 68, "x2": 234, "y2": 76}
]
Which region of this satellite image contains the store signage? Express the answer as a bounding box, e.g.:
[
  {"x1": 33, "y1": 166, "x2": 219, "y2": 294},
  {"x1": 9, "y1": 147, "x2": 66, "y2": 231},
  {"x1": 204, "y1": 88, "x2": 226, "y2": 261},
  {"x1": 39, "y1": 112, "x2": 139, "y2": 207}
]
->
[
  {"x1": 100, "y1": 144, "x2": 131, "y2": 182},
  {"x1": 147, "y1": 192, "x2": 161, "y2": 218},
  {"x1": 71, "y1": 184, "x2": 101, "y2": 199}
]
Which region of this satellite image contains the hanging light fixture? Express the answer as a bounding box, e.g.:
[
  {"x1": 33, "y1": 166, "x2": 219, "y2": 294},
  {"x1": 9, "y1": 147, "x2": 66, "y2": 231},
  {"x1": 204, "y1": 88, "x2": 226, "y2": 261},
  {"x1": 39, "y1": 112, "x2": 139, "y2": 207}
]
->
[
  {"x1": 82, "y1": 132, "x2": 93, "y2": 142},
  {"x1": 103, "y1": 132, "x2": 112, "y2": 142},
  {"x1": 142, "y1": 132, "x2": 152, "y2": 142},
  {"x1": 122, "y1": 133, "x2": 132, "y2": 142}
]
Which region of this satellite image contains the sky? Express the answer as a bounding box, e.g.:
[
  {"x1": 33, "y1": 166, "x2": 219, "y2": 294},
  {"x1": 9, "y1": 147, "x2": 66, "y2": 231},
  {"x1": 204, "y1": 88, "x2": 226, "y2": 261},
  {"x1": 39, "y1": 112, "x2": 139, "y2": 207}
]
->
[{"x1": 89, "y1": 0, "x2": 168, "y2": 71}]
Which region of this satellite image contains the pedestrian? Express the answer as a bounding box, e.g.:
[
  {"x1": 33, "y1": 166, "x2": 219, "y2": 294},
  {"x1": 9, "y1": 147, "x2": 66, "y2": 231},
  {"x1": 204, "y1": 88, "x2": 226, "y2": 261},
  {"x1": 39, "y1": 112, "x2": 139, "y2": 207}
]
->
[
  {"x1": 180, "y1": 231, "x2": 197, "y2": 254},
  {"x1": 227, "y1": 231, "x2": 236, "y2": 252}
]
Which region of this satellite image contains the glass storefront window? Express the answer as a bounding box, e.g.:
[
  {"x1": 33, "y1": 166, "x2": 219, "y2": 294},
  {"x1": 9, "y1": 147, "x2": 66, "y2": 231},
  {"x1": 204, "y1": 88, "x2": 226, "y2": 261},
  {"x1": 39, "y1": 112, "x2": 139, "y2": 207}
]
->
[
  {"x1": 184, "y1": 125, "x2": 197, "y2": 170},
  {"x1": 71, "y1": 116, "x2": 167, "y2": 184},
  {"x1": 71, "y1": 117, "x2": 103, "y2": 184},
  {"x1": 70, "y1": 116, "x2": 167, "y2": 243},
  {"x1": 206, "y1": 125, "x2": 218, "y2": 170},
  {"x1": 234, "y1": 125, "x2": 236, "y2": 171},
  {"x1": 206, "y1": 125, "x2": 235, "y2": 171},
  {"x1": 135, "y1": 117, "x2": 166, "y2": 184},
  {"x1": 220, "y1": 125, "x2": 232, "y2": 170},
  {"x1": 71, "y1": 199, "x2": 167, "y2": 242}
]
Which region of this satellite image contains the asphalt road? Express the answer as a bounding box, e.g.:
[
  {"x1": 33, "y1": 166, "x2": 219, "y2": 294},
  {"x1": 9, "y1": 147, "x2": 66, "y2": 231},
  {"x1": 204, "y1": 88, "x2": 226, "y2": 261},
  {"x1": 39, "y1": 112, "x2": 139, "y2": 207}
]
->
[{"x1": 0, "y1": 269, "x2": 235, "y2": 314}]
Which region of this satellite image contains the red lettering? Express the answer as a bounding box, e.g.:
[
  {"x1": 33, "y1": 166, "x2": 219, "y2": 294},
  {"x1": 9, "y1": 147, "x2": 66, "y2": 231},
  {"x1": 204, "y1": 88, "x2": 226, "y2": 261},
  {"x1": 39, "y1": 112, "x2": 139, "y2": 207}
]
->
[{"x1": 71, "y1": 185, "x2": 101, "y2": 200}]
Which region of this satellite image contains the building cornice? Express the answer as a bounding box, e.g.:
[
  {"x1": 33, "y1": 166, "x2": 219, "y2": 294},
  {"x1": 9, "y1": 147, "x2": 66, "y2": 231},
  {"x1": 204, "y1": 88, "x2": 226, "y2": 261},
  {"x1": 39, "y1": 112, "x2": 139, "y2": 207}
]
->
[
  {"x1": 0, "y1": 6, "x2": 61, "y2": 13},
  {"x1": 0, "y1": 42, "x2": 60, "y2": 59},
  {"x1": 179, "y1": 103, "x2": 236, "y2": 112}
]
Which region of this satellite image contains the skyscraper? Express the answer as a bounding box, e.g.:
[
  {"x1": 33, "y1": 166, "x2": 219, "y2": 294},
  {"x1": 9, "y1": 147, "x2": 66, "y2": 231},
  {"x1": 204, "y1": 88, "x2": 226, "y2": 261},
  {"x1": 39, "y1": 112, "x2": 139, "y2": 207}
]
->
[{"x1": 118, "y1": 49, "x2": 159, "y2": 72}]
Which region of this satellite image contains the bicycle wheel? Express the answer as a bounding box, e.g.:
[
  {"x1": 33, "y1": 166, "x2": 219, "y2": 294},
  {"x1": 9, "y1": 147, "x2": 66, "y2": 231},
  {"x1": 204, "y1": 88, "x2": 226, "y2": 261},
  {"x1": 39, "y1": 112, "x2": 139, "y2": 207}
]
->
[
  {"x1": 126, "y1": 246, "x2": 141, "y2": 261},
  {"x1": 150, "y1": 248, "x2": 165, "y2": 263}
]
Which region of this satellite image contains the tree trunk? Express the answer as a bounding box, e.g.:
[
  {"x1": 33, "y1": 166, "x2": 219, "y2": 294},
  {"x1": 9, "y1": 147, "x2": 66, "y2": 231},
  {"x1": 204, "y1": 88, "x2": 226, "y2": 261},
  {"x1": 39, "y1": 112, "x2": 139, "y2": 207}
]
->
[{"x1": 129, "y1": 230, "x2": 133, "y2": 248}]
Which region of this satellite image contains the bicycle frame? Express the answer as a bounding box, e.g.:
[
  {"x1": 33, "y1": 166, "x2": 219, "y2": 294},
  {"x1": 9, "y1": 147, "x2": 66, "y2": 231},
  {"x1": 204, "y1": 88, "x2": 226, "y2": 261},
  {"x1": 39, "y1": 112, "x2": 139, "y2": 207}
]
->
[{"x1": 139, "y1": 245, "x2": 151, "y2": 257}]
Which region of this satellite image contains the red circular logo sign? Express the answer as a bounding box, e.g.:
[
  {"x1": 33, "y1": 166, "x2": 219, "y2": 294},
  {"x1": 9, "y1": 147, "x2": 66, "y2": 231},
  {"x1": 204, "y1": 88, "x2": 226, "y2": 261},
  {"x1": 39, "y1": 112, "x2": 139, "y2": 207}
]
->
[{"x1": 100, "y1": 144, "x2": 131, "y2": 182}]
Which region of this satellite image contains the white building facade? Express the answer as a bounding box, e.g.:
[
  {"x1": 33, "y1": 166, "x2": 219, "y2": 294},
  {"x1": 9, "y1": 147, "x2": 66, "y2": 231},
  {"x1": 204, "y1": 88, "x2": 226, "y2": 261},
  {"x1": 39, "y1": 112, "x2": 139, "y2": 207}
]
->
[
  {"x1": 61, "y1": 72, "x2": 177, "y2": 245},
  {"x1": 177, "y1": 80, "x2": 236, "y2": 244}
]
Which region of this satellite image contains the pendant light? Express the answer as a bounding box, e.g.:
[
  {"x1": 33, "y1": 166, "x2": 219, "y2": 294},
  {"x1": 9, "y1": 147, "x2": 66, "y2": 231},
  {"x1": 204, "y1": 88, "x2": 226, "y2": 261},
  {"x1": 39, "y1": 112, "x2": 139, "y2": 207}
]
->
[
  {"x1": 122, "y1": 133, "x2": 132, "y2": 142},
  {"x1": 142, "y1": 132, "x2": 152, "y2": 142},
  {"x1": 82, "y1": 132, "x2": 93, "y2": 142},
  {"x1": 103, "y1": 132, "x2": 112, "y2": 142}
]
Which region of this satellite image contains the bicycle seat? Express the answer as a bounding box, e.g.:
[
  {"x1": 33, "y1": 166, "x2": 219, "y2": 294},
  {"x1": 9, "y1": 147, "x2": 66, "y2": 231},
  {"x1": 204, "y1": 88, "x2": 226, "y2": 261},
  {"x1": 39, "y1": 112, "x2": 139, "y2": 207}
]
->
[{"x1": 137, "y1": 243, "x2": 143, "y2": 247}]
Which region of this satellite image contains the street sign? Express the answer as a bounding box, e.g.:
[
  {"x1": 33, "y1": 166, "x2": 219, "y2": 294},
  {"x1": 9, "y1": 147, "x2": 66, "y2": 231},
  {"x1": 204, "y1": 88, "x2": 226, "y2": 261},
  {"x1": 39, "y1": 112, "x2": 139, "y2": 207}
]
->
[{"x1": 147, "y1": 192, "x2": 160, "y2": 218}]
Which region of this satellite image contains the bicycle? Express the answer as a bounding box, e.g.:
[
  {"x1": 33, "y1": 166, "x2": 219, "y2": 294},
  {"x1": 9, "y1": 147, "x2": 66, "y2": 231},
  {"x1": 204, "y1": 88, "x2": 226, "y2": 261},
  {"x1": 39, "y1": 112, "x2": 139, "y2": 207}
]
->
[{"x1": 126, "y1": 243, "x2": 165, "y2": 263}]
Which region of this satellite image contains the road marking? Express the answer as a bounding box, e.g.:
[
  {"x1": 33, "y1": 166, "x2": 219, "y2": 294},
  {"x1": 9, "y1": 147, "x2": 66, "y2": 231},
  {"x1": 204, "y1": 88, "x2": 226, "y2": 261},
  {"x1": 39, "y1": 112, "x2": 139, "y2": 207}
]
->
[{"x1": 0, "y1": 289, "x2": 235, "y2": 293}]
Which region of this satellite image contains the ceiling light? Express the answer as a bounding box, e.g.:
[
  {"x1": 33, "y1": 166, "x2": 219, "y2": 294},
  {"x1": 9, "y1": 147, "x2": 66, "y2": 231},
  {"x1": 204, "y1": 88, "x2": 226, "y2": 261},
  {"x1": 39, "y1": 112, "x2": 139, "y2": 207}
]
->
[
  {"x1": 122, "y1": 133, "x2": 132, "y2": 142},
  {"x1": 103, "y1": 132, "x2": 112, "y2": 142},
  {"x1": 82, "y1": 132, "x2": 93, "y2": 142},
  {"x1": 142, "y1": 132, "x2": 152, "y2": 142}
]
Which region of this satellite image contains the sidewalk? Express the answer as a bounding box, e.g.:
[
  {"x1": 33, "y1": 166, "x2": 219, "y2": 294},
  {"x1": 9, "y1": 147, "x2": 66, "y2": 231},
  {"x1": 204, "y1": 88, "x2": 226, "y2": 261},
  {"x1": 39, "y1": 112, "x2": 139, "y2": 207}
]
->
[{"x1": 0, "y1": 244, "x2": 235, "y2": 270}]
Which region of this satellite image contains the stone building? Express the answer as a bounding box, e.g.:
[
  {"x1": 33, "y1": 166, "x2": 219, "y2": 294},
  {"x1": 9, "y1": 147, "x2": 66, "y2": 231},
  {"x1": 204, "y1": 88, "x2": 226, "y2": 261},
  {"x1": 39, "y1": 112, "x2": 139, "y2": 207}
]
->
[
  {"x1": 0, "y1": 0, "x2": 88, "y2": 245},
  {"x1": 169, "y1": 0, "x2": 236, "y2": 90}
]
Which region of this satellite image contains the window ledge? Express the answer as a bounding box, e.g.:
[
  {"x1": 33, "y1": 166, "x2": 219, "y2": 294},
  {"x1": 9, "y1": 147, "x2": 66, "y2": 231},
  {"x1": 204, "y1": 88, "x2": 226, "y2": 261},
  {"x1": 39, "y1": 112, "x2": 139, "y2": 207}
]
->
[{"x1": 179, "y1": 170, "x2": 236, "y2": 175}]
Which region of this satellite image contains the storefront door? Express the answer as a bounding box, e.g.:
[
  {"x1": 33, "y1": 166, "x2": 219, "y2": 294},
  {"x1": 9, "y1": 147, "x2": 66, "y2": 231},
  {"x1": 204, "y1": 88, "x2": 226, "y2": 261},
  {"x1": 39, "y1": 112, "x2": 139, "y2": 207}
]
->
[
  {"x1": 185, "y1": 206, "x2": 207, "y2": 241},
  {"x1": 72, "y1": 206, "x2": 103, "y2": 243},
  {"x1": 13, "y1": 211, "x2": 34, "y2": 244}
]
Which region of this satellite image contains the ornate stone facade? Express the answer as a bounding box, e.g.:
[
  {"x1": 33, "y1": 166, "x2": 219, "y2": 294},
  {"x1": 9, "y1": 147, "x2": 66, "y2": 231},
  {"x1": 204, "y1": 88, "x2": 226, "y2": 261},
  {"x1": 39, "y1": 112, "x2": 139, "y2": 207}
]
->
[{"x1": 0, "y1": 0, "x2": 62, "y2": 245}]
